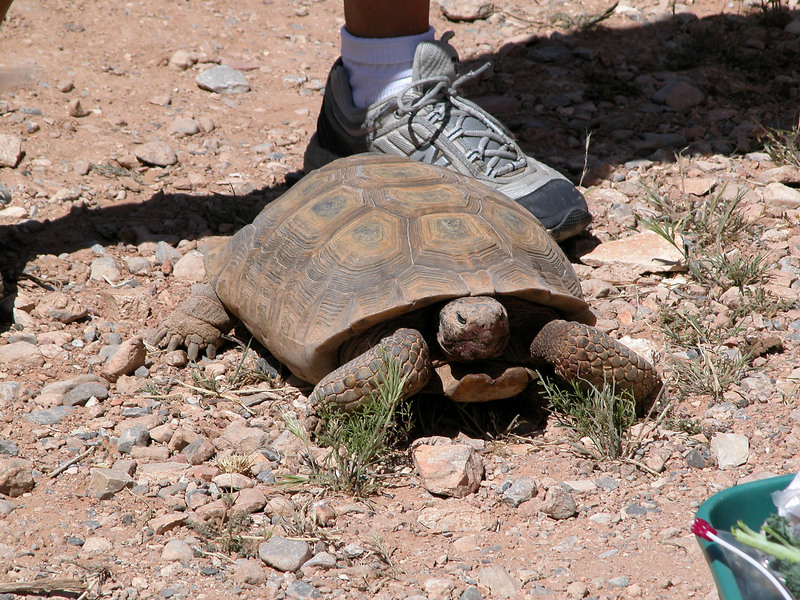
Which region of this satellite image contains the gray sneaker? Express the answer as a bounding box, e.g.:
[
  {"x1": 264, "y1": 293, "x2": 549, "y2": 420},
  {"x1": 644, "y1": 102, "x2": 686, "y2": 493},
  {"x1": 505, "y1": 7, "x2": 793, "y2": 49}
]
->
[{"x1": 304, "y1": 34, "x2": 591, "y2": 241}]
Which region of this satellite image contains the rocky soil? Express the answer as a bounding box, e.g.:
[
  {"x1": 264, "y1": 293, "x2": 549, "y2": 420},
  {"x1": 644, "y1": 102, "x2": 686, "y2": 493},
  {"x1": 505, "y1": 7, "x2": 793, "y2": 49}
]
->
[{"x1": 2, "y1": 0, "x2": 800, "y2": 598}]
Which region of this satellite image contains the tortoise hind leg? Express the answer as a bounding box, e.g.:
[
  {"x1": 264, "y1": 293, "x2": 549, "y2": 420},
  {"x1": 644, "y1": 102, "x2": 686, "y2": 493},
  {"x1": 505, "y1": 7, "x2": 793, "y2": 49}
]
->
[
  {"x1": 311, "y1": 328, "x2": 432, "y2": 412},
  {"x1": 152, "y1": 283, "x2": 236, "y2": 361},
  {"x1": 529, "y1": 320, "x2": 661, "y2": 415}
]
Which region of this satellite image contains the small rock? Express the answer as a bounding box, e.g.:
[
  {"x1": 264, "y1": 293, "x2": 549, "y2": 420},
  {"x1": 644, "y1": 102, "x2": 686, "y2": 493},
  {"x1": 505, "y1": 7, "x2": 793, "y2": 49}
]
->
[
  {"x1": 101, "y1": 336, "x2": 146, "y2": 382},
  {"x1": 0, "y1": 499, "x2": 17, "y2": 515},
  {"x1": 439, "y1": 0, "x2": 494, "y2": 21},
  {"x1": 62, "y1": 382, "x2": 109, "y2": 407},
  {"x1": 412, "y1": 438, "x2": 484, "y2": 498},
  {"x1": 475, "y1": 564, "x2": 521, "y2": 598},
  {"x1": 211, "y1": 472, "x2": 253, "y2": 490},
  {"x1": 231, "y1": 487, "x2": 267, "y2": 514},
  {"x1": 763, "y1": 182, "x2": 800, "y2": 214},
  {"x1": 149, "y1": 512, "x2": 186, "y2": 535},
  {"x1": 258, "y1": 536, "x2": 312, "y2": 572},
  {"x1": 90, "y1": 256, "x2": 122, "y2": 282},
  {"x1": 285, "y1": 580, "x2": 321, "y2": 599},
  {"x1": 82, "y1": 536, "x2": 113, "y2": 554},
  {"x1": 172, "y1": 251, "x2": 206, "y2": 282},
  {"x1": 652, "y1": 81, "x2": 705, "y2": 111},
  {"x1": 543, "y1": 484, "x2": 577, "y2": 520},
  {"x1": 459, "y1": 586, "x2": 484, "y2": 600},
  {"x1": 196, "y1": 65, "x2": 250, "y2": 94},
  {"x1": 0, "y1": 134, "x2": 23, "y2": 167},
  {"x1": 424, "y1": 577, "x2": 456, "y2": 600},
  {"x1": 168, "y1": 49, "x2": 200, "y2": 71},
  {"x1": 117, "y1": 425, "x2": 150, "y2": 454},
  {"x1": 302, "y1": 551, "x2": 337, "y2": 570},
  {"x1": 711, "y1": 433, "x2": 750, "y2": 469},
  {"x1": 501, "y1": 477, "x2": 538, "y2": 507},
  {"x1": 685, "y1": 449, "x2": 706, "y2": 469},
  {"x1": 234, "y1": 559, "x2": 267, "y2": 586},
  {"x1": 181, "y1": 437, "x2": 216, "y2": 465},
  {"x1": 88, "y1": 467, "x2": 134, "y2": 500},
  {"x1": 162, "y1": 539, "x2": 194, "y2": 562},
  {"x1": 67, "y1": 98, "x2": 89, "y2": 117},
  {"x1": 169, "y1": 117, "x2": 200, "y2": 137},
  {"x1": 418, "y1": 503, "x2": 498, "y2": 532},
  {"x1": 0, "y1": 458, "x2": 35, "y2": 497},
  {"x1": 221, "y1": 421, "x2": 271, "y2": 454},
  {"x1": 134, "y1": 141, "x2": 178, "y2": 167}
]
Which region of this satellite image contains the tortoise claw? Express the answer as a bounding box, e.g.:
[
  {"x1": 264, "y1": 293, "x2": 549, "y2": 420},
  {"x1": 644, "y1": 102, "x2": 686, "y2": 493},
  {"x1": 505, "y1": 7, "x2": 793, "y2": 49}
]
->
[{"x1": 186, "y1": 341, "x2": 200, "y2": 362}]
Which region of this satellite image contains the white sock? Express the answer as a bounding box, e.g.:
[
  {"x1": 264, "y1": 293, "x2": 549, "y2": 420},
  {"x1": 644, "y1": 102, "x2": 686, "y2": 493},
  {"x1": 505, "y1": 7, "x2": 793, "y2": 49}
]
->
[{"x1": 340, "y1": 26, "x2": 435, "y2": 109}]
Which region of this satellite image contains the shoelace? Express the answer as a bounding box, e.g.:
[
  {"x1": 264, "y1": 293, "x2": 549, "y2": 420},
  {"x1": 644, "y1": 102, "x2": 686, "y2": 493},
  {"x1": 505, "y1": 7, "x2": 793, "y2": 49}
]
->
[{"x1": 392, "y1": 64, "x2": 528, "y2": 178}]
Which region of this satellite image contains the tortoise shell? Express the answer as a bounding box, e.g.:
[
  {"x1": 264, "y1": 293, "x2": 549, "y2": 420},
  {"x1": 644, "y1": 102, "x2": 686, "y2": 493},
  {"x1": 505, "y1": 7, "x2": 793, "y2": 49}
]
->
[{"x1": 204, "y1": 153, "x2": 595, "y2": 384}]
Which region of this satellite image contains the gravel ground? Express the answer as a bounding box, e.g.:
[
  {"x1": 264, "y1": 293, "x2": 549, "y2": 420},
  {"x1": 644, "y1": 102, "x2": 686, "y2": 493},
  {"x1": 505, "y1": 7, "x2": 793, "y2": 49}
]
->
[{"x1": 2, "y1": 0, "x2": 800, "y2": 599}]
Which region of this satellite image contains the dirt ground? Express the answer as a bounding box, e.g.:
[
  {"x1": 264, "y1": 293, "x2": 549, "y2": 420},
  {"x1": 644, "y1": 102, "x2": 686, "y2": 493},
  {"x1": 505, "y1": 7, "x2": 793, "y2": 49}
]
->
[{"x1": 2, "y1": 0, "x2": 800, "y2": 598}]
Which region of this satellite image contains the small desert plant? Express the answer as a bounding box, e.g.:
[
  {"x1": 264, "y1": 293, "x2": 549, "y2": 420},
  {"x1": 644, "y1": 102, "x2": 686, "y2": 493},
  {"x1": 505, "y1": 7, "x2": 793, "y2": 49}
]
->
[
  {"x1": 539, "y1": 375, "x2": 640, "y2": 460},
  {"x1": 214, "y1": 453, "x2": 255, "y2": 475},
  {"x1": 284, "y1": 355, "x2": 412, "y2": 496},
  {"x1": 759, "y1": 118, "x2": 800, "y2": 168},
  {"x1": 669, "y1": 345, "x2": 753, "y2": 403}
]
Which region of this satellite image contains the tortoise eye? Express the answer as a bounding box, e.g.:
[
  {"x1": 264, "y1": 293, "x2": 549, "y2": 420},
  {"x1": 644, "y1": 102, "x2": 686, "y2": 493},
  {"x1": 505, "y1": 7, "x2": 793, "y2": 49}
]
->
[{"x1": 456, "y1": 311, "x2": 468, "y2": 325}]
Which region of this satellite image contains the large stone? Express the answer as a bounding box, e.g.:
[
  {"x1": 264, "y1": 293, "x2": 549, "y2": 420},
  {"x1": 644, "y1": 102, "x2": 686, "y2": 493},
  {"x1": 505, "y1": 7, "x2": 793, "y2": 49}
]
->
[
  {"x1": 0, "y1": 458, "x2": 35, "y2": 497},
  {"x1": 418, "y1": 501, "x2": 498, "y2": 532},
  {"x1": 580, "y1": 231, "x2": 686, "y2": 274},
  {"x1": 134, "y1": 141, "x2": 178, "y2": 167},
  {"x1": 258, "y1": 536, "x2": 312, "y2": 572},
  {"x1": 0, "y1": 342, "x2": 44, "y2": 370},
  {"x1": 196, "y1": 65, "x2": 250, "y2": 94},
  {"x1": 711, "y1": 433, "x2": 750, "y2": 469},
  {"x1": 32, "y1": 291, "x2": 89, "y2": 323},
  {"x1": 763, "y1": 182, "x2": 800, "y2": 215},
  {"x1": 412, "y1": 438, "x2": 484, "y2": 498}
]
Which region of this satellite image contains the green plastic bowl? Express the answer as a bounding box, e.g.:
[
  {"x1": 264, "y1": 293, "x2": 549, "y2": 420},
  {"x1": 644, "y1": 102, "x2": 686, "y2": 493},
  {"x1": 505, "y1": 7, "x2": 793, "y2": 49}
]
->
[{"x1": 695, "y1": 474, "x2": 795, "y2": 600}]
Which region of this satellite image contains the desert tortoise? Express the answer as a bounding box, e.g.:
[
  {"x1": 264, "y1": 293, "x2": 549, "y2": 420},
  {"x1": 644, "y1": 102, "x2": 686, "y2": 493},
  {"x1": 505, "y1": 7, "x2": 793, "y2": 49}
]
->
[{"x1": 155, "y1": 154, "x2": 661, "y2": 412}]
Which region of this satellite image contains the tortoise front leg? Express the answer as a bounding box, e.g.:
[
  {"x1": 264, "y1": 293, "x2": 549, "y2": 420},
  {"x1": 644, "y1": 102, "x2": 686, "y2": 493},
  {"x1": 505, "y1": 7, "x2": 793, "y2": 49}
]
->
[
  {"x1": 152, "y1": 283, "x2": 236, "y2": 361},
  {"x1": 311, "y1": 328, "x2": 432, "y2": 412},
  {"x1": 529, "y1": 320, "x2": 662, "y2": 415}
]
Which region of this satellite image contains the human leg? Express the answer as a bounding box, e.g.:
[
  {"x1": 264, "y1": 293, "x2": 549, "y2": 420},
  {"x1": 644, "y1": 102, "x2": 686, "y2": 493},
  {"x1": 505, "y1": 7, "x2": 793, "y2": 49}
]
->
[{"x1": 305, "y1": 0, "x2": 592, "y2": 241}]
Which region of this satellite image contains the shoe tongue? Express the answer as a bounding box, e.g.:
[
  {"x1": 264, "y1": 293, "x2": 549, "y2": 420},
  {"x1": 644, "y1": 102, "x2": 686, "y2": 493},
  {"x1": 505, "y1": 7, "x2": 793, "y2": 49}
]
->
[{"x1": 412, "y1": 40, "x2": 459, "y2": 83}]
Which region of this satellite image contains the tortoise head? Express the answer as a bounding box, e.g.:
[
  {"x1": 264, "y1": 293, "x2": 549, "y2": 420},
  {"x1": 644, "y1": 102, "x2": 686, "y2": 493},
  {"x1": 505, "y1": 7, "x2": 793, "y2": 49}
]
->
[{"x1": 437, "y1": 296, "x2": 509, "y2": 361}]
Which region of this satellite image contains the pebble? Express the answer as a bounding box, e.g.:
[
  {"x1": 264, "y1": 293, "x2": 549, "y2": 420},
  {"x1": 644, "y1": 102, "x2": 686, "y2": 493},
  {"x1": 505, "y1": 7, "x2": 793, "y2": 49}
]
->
[
  {"x1": 117, "y1": 425, "x2": 150, "y2": 454},
  {"x1": 439, "y1": 0, "x2": 495, "y2": 21},
  {"x1": 172, "y1": 251, "x2": 206, "y2": 282},
  {"x1": 285, "y1": 580, "x2": 321, "y2": 599},
  {"x1": 90, "y1": 256, "x2": 122, "y2": 282},
  {"x1": 258, "y1": 536, "x2": 312, "y2": 572},
  {"x1": 0, "y1": 133, "x2": 23, "y2": 167},
  {"x1": 195, "y1": 65, "x2": 250, "y2": 94},
  {"x1": 475, "y1": 564, "x2": 521, "y2": 597},
  {"x1": 161, "y1": 539, "x2": 194, "y2": 562},
  {"x1": 168, "y1": 49, "x2": 200, "y2": 71},
  {"x1": 543, "y1": 485, "x2": 577, "y2": 520},
  {"x1": 88, "y1": 467, "x2": 134, "y2": 499},
  {"x1": 459, "y1": 586, "x2": 484, "y2": 600},
  {"x1": 101, "y1": 336, "x2": 146, "y2": 382},
  {"x1": 169, "y1": 117, "x2": 200, "y2": 137},
  {"x1": 651, "y1": 80, "x2": 704, "y2": 111},
  {"x1": 0, "y1": 458, "x2": 35, "y2": 497},
  {"x1": 62, "y1": 382, "x2": 109, "y2": 406},
  {"x1": 500, "y1": 476, "x2": 537, "y2": 507},
  {"x1": 233, "y1": 559, "x2": 267, "y2": 585},
  {"x1": 302, "y1": 551, "x2": 337, "y2": 570}
]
